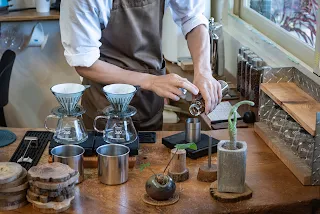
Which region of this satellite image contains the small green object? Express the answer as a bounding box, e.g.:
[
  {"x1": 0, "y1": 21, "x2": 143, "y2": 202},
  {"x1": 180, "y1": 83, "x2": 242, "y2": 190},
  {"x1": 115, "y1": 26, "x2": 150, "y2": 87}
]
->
[
  {"x1": 174, "y1": 142, "x2": 197, "y2": 150},
  {"x1": 140, "y1": 162, "x2": 151, "y2": 172}
]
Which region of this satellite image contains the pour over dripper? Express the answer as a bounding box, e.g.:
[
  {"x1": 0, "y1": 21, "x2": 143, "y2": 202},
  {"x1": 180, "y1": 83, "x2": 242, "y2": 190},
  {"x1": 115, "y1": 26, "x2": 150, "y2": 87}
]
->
[
  {"x1": 102, "y1": 84, "x2": 137, "y2": 112},
  {"x1": 51, "y1": 83, "x2": 89, "y2": 115}
]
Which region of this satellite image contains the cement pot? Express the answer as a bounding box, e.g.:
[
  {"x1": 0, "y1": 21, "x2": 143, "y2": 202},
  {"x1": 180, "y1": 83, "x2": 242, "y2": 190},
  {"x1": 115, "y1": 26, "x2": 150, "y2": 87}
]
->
[
  {"x1": 145, "y1": 174, "x2": 176, "y2": 201},
  {"x1": 217, "y1": 140, "x2": 247, "y2": 193}
]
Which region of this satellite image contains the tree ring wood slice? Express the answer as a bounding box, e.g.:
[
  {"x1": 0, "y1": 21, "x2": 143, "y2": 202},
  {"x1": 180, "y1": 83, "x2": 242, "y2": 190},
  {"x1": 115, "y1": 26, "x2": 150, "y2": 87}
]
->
[
  {"x1": 27, "y1": 189, "x2": 75, "y2": 203},
  {"x1": 28, "y1": 162, "x2": 76, "y2": 183},
  {"x1": 0, "y1": 162, "x2": 23, "y2": 184},
  {"x1": 29, "y1": 184, "x2": 75, "y2": 197},
  {"x1": 210, "y1": 181, "x2": 253, "y2": 203},
  {"x1": 0, "y1": 181, "x2": 29, "y2": 193},
  {"x1": 0, "y1": 193, "x2": 26, "y2": 202},
  {"x1": 33, "y1": 203, "x2": 70, "y2": 213},
  {"x1": 0, "y1": 198, "x2": 28, "y2": 211},
  {"x1": 197, "y1": 164, "x2": 217, "y2": 182},
  {"x1": 142, "y1": 193, "x2": 179, "y2": 206},
  {"x1": 168, "y1": 168, "x2": 189, "y2": 182},
  {"x1": 29, "y1": 172, "x2": 79, "y2": 190},
  {"x1": 0, "y1": 167, "x2": 27, "y2": 189},
  {"x1": 27, "y1": 195, "x2": 74, "y2": 211}
]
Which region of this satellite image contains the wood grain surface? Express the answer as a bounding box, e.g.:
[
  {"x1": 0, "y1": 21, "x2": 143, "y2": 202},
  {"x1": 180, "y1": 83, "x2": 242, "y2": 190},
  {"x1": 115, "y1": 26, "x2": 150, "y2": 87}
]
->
[
  {"x1": 0, "y1": 162, "x2": 22, "y2": 184},
  {"x1": 0, "y1": 128, "x2": 319, "y2": 214},
  {"x1": 261, "y1": 82, "x2": 320, "y2": 135},
  {"x1": 0, "y1": 10, "x2": 59, "y2": 22}
]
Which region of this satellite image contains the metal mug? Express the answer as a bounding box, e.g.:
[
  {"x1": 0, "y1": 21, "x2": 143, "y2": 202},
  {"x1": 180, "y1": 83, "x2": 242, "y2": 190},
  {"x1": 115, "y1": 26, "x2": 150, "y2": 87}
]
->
[
  {"x1": 185, "y1": 118, "x2": 201, "y2": 143},
  {"x1": 51, "y1": 145, "x2": 85, "y2": 184},
  {"x1": 96, "y1": 144, "x2": 130, "y2": 185}
]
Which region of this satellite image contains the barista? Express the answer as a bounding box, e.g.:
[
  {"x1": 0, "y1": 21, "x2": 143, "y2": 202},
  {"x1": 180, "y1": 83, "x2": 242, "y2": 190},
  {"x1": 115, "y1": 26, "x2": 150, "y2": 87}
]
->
[{"x1": 60, "y1": 0, "x2": 222, "y2": 131}]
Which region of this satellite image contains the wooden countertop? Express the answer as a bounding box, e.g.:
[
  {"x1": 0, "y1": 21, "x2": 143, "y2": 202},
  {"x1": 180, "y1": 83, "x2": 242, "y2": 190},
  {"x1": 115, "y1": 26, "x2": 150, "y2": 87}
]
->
[
  {"x1": 0, "y1": 10, "x2": 59, "y2": 22},
  {"x1": 0, "y1": 128, "x2": 319, "y2": 213}
]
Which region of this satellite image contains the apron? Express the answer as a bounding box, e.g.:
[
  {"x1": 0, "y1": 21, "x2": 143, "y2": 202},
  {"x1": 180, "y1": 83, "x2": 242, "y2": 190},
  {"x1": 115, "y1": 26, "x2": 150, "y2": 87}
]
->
[{"x1": 82, "y1": 0, "x2": 166, "y2": 131}]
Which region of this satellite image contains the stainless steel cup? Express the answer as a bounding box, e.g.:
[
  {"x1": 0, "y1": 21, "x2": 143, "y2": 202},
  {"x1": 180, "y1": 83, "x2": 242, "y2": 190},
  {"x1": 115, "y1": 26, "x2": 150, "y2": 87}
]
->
[
  {"x1": 51, "y1": 145, "x2": 85, "y2": 184},
  {"x1": 185, "y1": 118, "x2": 201, "y2": 143},
  {"x1": 96, "y1": 144, "x2": 130, "y2": 185}
]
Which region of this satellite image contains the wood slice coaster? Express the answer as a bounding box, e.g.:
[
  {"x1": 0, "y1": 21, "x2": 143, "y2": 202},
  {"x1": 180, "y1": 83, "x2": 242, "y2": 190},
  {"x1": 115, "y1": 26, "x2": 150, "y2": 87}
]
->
[
  {"x1": 27, "y1": 195, "x2": 74, "y2": 213},
  {"x1": 0, "y1": 162, "x2": 23, "y2": 184},
  {"x1": 168, "y1": 169, "x2": 189, "y2": 182},
  {"x1": 27, "y1": 189, "x2": 75, "y2": 203},
  {"x1": 30, "y1": 184, "x2": 75, "y2": 197},
  {"x1": 33, "y1": 203, "x2": 70, "y2": 213},
  {"x1": 29, "y1": 172, "x2": 79, "y2": 190},
  {"x1": 142, "y1": 193, "x2": 179, "y2": 206},
  {"x1": 0, "y1": 181, "x2": 29, "y2": 194},
  {"x1": 0, "y1": 198, "x2": 28, "y2": 211},
  {"x1": 0, "y1": 167, "x2": 27, "y2": 189},
  {"x1": 197, "y1": 164, "x2": 217, "y2": 182},
  {"x1": 28, "y1": 162, "x2": 76, "y2": 183},
  {"x1": 0, "y1": 193, "x2": 26, "y2": 202},
  {"x1": 209, "y1": 181, "x2": 253, "y2": 203}
]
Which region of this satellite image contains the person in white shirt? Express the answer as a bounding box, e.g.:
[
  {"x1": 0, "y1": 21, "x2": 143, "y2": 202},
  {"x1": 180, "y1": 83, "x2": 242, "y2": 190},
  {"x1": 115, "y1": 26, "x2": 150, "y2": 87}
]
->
[{"x1": 60, "y1": 0, "x2": 222, "y2": 131}]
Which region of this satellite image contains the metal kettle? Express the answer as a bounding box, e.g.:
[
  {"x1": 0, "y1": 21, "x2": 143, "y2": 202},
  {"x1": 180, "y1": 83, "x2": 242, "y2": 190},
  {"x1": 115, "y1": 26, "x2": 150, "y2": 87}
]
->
[{"x1": 209, "y1": 17, "x2": 225, "y2": 77}]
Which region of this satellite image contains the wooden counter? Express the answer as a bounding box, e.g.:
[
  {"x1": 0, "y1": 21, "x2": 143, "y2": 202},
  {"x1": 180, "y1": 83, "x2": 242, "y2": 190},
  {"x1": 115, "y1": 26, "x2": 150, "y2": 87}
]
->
[
  {"x1": 0, "y1": 128, "x2": 319, "y2": 213},
  {"x1": 0, "y1": 10, "x2": 59, "y2": 22}
]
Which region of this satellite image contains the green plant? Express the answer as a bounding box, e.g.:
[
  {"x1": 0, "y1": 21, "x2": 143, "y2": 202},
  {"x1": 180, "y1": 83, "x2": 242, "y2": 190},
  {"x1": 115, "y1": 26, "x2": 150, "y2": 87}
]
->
[
  {"x1": 140, "y1": 143, "x2": 197, "y2": 185},
  {"x1": 227, "y1": 100, "x2": 254, "y2": 150}
]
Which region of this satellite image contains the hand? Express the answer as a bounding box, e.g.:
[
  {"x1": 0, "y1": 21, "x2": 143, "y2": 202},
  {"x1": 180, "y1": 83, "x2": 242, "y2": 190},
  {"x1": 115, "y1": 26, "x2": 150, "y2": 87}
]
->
[
  {"x1": 145, "y1": 73, "x2": 199, "y2": 101},
  {"x1": 193, "y1": 72, "x2": 222, "y2": 114}
]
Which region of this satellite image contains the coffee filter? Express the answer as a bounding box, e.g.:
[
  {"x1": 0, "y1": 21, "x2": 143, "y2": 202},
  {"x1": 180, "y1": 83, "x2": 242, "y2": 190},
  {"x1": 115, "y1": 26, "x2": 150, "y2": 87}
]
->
[
  {"x1": 103, "y1": 84, "x2": 136, "y2": 95},
  {"x1": 51, "y1": 83, "x2": 86, "y2": 94}
]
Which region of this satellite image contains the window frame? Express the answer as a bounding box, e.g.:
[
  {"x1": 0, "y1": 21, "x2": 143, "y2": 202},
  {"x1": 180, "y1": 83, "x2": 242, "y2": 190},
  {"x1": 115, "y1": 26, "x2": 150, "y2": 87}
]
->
[{"x1": 238, "y1": 0, "x2": 315, "y2": 67}]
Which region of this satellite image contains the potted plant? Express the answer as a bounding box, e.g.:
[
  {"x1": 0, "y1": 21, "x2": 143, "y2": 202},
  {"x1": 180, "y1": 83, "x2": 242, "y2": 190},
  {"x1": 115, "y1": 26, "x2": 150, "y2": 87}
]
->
[
  {"x1": 217, "y1": 101, "x2": 254, "y2": 193},
  {"x1": 140, "y1": 143, "x2": 197, "y2": 201}
]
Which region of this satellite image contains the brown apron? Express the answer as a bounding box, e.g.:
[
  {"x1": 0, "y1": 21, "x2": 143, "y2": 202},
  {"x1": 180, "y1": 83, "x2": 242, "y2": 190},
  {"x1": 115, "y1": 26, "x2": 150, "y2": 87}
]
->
[{"x1": 82, "y1": 0, "x2": 166, "y2": 131}]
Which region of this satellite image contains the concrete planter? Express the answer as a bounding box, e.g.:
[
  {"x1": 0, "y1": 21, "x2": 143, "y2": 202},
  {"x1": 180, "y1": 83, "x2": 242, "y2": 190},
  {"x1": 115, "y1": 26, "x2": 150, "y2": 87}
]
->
[{"x1": 217, "y1": 140, "x2": 247, "y2": 193}]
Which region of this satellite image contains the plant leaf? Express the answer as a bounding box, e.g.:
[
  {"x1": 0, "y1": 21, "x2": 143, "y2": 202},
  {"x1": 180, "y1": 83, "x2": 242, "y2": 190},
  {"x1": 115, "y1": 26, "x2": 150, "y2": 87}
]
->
[
  {"x1": 174, "y1": 143, "x2": 197, "y2": 150},
  {"x1": 139, "y1": 162, "x2": 150, "y2": 172}
]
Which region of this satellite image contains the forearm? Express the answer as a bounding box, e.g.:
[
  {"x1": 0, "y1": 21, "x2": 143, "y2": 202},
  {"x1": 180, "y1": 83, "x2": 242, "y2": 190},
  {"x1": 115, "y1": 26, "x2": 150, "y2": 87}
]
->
[
  {"x1": 75, "y1": 60, "x2": 152, "y2": 90},
  {"x1": 186, "y1": 25, "x2": 211, "y2": 76}
]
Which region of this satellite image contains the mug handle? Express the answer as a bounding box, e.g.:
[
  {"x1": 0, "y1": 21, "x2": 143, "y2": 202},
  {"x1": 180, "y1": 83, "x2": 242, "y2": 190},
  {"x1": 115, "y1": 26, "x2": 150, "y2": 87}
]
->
[
  {"x1": 44, "y1": 115, "x2": 59, "y2": 133},
  {"x1": 93, "y1": 116, "x2": 108, "y2": 133}
]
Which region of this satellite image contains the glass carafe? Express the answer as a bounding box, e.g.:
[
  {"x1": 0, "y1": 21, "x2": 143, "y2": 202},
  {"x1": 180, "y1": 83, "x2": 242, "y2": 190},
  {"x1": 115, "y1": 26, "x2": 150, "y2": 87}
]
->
[
  {"x1": 45, "y1": 115, "x2": 88, "y2": 144},
  {"x1": 94, "y1": 115, "x2": 138, "y2": 145}
]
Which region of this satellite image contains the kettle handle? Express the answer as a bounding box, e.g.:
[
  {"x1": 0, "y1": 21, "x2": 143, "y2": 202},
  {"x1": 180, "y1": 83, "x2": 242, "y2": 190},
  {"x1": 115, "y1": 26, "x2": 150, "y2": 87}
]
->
[
  {"x1": 44, "y1": 115, "x2": 59, "y2": 133},
  {"x1": 93, "y1": 116, "x2": 107, "y2": 133}
]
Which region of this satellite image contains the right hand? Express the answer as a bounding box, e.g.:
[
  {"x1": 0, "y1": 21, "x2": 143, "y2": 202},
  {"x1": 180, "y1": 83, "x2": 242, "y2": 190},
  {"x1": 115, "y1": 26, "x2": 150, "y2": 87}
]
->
[{"x1": 145, "y1": 74, "x2": 199, "y2": 101}]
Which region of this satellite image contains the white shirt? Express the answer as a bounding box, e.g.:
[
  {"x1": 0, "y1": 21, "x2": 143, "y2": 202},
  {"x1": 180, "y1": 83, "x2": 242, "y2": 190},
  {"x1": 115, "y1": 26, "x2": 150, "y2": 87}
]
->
[{"x1": 60, "y1": 0, "x2": 208, "y2": 67}]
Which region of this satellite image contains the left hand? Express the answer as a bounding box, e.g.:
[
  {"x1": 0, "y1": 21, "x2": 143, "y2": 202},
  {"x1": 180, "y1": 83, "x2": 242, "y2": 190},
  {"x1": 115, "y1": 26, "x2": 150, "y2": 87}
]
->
[{"x1": 193, "y1": 72, "x2": 222, "y2": 114}]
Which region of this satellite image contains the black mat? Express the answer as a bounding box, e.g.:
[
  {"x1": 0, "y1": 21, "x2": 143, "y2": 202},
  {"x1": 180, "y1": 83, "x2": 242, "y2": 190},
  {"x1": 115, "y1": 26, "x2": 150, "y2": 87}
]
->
[
  {"x1": 162, "y1": 132, "x2": 219, "y2": 159},
  {"x1": 10, "y1": 131, "x2": 53, "y2": 170}
]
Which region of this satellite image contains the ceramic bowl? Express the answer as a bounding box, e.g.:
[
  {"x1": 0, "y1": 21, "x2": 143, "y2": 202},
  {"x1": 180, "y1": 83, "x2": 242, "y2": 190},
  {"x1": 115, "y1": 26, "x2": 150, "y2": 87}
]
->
[{"x1": 145, "y1": 174, "x2": 176, "y2": 201}]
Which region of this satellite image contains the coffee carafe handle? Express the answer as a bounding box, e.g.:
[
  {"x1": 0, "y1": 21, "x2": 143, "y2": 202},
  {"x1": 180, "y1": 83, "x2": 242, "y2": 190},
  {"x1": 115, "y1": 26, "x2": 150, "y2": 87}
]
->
[
  {"x1": 44, "y1": 115, "x2": 59, "y2": 133},
  {"x1": 93, "y1": 116, "x2": 107, "y2": 133}
]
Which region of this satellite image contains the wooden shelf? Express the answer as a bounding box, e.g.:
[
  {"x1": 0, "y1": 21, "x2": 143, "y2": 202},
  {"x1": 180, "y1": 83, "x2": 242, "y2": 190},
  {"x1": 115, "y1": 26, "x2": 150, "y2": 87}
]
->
[
  {"x1": 0, "y1": 10, "x2": 59, "y2": 22},
  {"x1": 261, "y1": 82, "x2": 320, "y2": 136},
  {"x1": 254, "y1": 122, "x2": 312, "y2": 185}
]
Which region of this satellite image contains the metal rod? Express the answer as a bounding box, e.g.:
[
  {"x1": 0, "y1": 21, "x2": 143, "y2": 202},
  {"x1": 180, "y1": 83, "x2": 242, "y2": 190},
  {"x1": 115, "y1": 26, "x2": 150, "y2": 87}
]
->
[{"x1": 208, "y1": 137, "x2": 212, "y2": 168}]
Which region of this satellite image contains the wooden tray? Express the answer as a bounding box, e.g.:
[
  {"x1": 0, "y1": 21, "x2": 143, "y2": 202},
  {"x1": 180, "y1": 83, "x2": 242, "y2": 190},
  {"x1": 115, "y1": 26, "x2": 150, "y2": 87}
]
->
[
  {"x1": 254, "y1": 122, "x2": 311, "y2": 185},
  {"x1": 261, "y1": 82, "x2": 320, "y2": 136}
]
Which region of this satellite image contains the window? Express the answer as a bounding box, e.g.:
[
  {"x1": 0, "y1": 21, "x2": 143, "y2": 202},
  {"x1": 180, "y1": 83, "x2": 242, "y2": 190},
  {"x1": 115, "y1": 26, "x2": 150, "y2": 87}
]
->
[{"x1": 238, "y1": 0, "x2": 319, "y2": 67}]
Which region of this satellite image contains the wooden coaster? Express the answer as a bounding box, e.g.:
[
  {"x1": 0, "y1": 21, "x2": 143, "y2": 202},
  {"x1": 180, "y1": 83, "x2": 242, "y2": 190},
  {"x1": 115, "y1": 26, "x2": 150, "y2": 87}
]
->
[
  {"x1": 209, "y1": 181, "x2": 253, "y2": 203},
  {"x1": 0, "y1": 181, "x2": 29, "y2": 194},
  {"x1": 27, "y1": 195, "x2": 74, "y2": 212},
  {"x1": 0, "y1": 193, "x2": 26, "y2": 202},
  {"x1": 28, "y1": 162, "x2": 76, "y2": 183},
  {"x1": 0, "y1": 167, "x2": 27, "y2": 189},
  {"x1": 29, "y1": 172, "x2": 79, "y2": 190},
  {"x1": 33, "y1": 203, "x2": 70, "y2": 213},
  {"x1": 27, "y1": 189, "x2": 75, "y2": 203},
  {"x1": 30, "y1": 183, "x2": 75, "y2": 197},
  {"x1": 168, "y1": 169, "x2": 189, "y2": 182},
  {"x1": 0, "y1": 162, "x2": 23, "y2": 184},
  {"x1": 142, "y1": 193, "x2": 179, "y2": 206},
  {"x1": 0, "y1": 199, "x2": 28, "y2": 211},
  {"x1": 197, "y1": 164, "x2": 217, "y2": 182}
]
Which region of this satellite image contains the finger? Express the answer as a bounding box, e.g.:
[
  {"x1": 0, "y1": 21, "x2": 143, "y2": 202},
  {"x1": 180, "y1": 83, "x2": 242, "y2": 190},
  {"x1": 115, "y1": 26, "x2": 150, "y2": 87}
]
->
[
  {"x1": 174, "y1": 77, "x2": 199, "y2": 95},
  {"x1": 163, "y1": 91, "x2": 180, "y2": 101},
  {"x1": 168, "y1": 86, "x2": 184, "y2": 97},
  {"x1": 201, "y1": 87, "x2": 212, "y2": 114},
  {"x1": 217, "y1": 81, "x2": 222, "y2": 103},
  {"x1": 209, "y1": 84, "x2": 216, "y2": 113}
]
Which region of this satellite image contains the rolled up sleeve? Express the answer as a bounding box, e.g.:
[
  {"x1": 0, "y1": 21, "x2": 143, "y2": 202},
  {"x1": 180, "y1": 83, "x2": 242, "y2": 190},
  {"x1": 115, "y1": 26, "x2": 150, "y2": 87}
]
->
[
  {"x1": 60, "y1": 0, "x2": 105, "y2": 67},
  {"x1": 169, "y1": 0, "x2": 208, "y2": 37}
]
